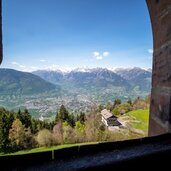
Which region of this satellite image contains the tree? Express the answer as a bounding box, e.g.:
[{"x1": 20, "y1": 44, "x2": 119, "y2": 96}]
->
[
  {"x1": 8, "y1": 119, "x2": 26, "y2": 150},
  {"x1": 74, "y1": 121, "x2": 85, "y2": 143},
  {"x1": 17, "y1": 108, "x2": 21, "y2": 118},
  {"x1": 85, "y1": 111, "x2": 101, "y2": 142},
  {"x1": 23, "y1": 127, "x2": 37, "y2": 149},
  {"x1": 106, "y1": 102, "x2": 113, "y2": 111},
  {"x1": 76, "y1": 114, "x2": 79, "y2": 122},
  {"x1": 68, "y1": 113, "x2": 75, "y2": 127},
  {"x1": 23, "y1": 109, "x2": 31, "y2": 128},
  {"x1": 31, "y1": 118, "x2": 38, "y2": 134},
  {"x1": 98, "y1": 105, "x2": 104, "y2": 112},
  {"x1": 112, "y1": 108, "x2": 120, "y2": 116},
  {"x1": 79, "y1": 112, "x2": 85, "y2": 124},
  {"x1": 0, "y1": 108, "x2": 14, "y2": 152},
  {"x1": 113, "y1": 99, "x2": 122, "y2": 107},
  {"x1": 58, "y1": 105, "x2": 69, "y2": 122},
  {"x1": 63, "y1": 121, "x2": 76, "y2": 144},
  {"x1": 76, "y1": 112, "x2": 85, "y2": 124},
  {"x1": 37, "y1": 129, "x2": 53, "y2": 147},
  {"x1": 16, "y1": 109, "x2": 31, "y2": 128},
  {"x1": 16, "y1": 108, "x2": 22, "y2": 122},
  {"x1": 127, "y1": 99, "x2": 132, "y2": 106},
  {"x1": 53, "y1": 121, "x2": 63, "y2": 145},
  {"x1": 75, "y1": 121, "x2": 85, "y2": 133},
  {"x1": 97, "y1": 124, "x2": 109, "y2": 141}
]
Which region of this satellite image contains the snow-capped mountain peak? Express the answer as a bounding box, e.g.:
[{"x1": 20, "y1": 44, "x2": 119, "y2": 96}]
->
[{"x1": 33, "y1": 66, "x2": 152, "y2": 75}]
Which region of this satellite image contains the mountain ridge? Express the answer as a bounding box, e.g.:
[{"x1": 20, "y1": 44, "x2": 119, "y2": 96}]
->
[
  {"x1": 32, "y1": 67, "x2": 151, "y2": 101},
  {"x1": 32, "y1": 67, "x2": 151, "y2": 88},
  {"x1": 0, "y1": 68, "x2": 58, "y2": 95},
  {"x1": 32, "y1": 67, "x2": 152, "y2": 74}
]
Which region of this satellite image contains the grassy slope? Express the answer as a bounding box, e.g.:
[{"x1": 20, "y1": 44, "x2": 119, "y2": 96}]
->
[
  {"x1": 125, "y1": 109, "x2": 149, "y2": 132},
  {"x1": 0, "y1": 142, "x2": 97, "y2": 156}
]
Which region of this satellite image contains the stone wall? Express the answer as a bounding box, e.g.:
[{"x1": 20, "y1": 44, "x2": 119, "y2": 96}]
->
[{"x1": 147, "y1": 0, "x2": 171, "y2": 136}]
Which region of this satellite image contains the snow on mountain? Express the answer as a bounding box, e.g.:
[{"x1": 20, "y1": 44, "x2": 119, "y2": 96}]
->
[{"x1": 33, "y1": 66, "x2": 152, "y2": 75}]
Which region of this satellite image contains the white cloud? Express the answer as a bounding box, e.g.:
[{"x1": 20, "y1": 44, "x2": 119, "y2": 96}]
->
[
  {"x1": 103, "y1": 51, "x2": 110, "y2": 57},
  {"x1": 93, "y1": 51, "x2": 100, "y2": 57},
  {"x1": 93, "y1": 51, "x2": 110, "y2": 60},
  {"x1": 148, "y1": 49, "x2": 153, "y2": 54},
  {"x1": 96, "y1": 56, "x2": 103, "y2": 60},
  {"x1": 40, "y1": 59, "x2": 46, "y2": 62},
  {"x1": 11, "y1": 61, "x2": 26, "y2": 68}
]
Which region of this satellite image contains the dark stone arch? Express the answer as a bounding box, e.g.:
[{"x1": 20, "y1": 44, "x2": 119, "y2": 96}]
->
[{"x1": 146, "y1": 0, "x2": 171, "y2": 136}]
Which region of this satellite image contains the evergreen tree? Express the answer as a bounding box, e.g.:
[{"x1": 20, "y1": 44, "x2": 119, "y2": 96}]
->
[
  {"x1": 16, "y1": 108, "x2": 31, "y2": 128},
  {"x1": 68, "y1": 113, "x2": 75, "y2": 127},
  {"x1": 31, "y1": 118, "x2": 38, "y2": 134},
  {"x1": 22, "y1": 109, "x2": 31, "y2": 128},
  {"x1": 58, "y1": 105, "x2": 69, "y2": 122},
  {"x1": 79, "y1": 112, "x2": 85, "y2": 124},
  {"x1": 76, "y1": 114, "x2": 79, "y2": 122},
  {"x1": 0, "y1": 108, "x2": 14, "y2": 152},
  {"x1": 113, "y1": 99, "x2": 122, "y2": 107},
  {"x1": 16, "y1": 108, "x2": 22, "y2": 121}
]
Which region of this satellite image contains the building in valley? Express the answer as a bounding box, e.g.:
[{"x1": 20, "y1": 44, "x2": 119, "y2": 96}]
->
[{"x1": 101, "y1": 109, "x2": 121, "y2": 127}]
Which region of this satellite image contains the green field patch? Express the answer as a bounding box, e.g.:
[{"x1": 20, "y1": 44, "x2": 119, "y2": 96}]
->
[
  {"x1": 125, "y1": 109, "x2": 149, "y2": 133},
  {"x1": 0, "y1": 142, "x2": 97, "y2": 156}
]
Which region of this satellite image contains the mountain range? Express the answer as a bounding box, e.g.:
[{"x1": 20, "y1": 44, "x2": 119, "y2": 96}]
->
[
  {"x1": 32, "y1": 67, "x2": 152, "y2": 97},
  {"x1": 0, "y1": 67, "x2": 152, "y2": 97},
  {"x1": 0, "y1": 67, "x2": 152, "y2": 118},
  {"x1": 114, "y1": 67, "x2": 152, "y2": 92}
]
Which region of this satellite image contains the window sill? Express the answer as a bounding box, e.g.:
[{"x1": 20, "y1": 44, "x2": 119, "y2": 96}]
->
[{"x1": 1, "y1": 134, "x2": 171, "y2": 170}]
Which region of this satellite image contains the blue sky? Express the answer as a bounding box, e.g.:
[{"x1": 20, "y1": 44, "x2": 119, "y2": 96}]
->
[{"x1": 1, "y1": 0, "x2": 153, "y2": 72}]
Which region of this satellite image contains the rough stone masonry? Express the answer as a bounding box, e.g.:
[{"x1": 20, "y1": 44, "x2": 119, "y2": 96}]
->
[{"x1": 147, "y1": 0, "x2": 171, "y2": 136}]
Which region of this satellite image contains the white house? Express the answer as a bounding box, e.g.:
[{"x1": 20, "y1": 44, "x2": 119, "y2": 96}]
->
[{"x1": 101, "y1": 109, "x2": 121, "y2": 127}]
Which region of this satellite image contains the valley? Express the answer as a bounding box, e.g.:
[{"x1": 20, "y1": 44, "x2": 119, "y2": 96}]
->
[{"x1": 0, "y1": 67, "x2": 151, "y2": 120}]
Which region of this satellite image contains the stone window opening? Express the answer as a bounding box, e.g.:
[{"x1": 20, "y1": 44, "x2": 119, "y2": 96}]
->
[{"x1": 0, "y1": 0, "x2": 171, "y2": 169}]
